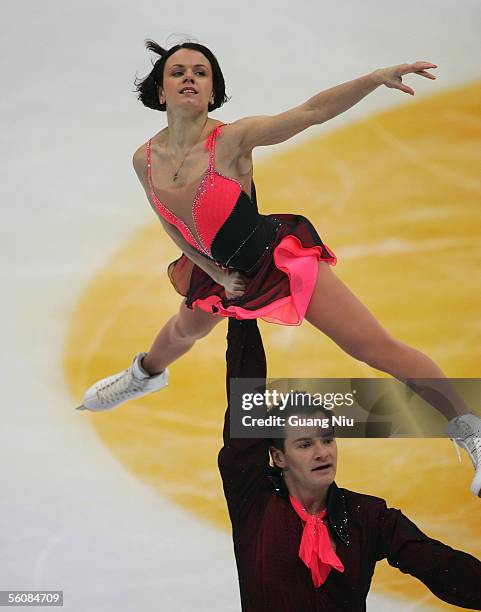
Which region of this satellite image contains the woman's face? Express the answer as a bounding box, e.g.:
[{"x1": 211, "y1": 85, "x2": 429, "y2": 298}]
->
[{"x1": 160, "y1": 48, "x2": 214, "y2": 113}]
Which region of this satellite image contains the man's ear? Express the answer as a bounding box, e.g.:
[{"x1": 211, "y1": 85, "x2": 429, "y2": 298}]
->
[{"x1": 269, "y1": 446, "x2": 286, "y2": 469}]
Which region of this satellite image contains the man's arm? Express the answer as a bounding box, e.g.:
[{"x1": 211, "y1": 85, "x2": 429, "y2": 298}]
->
[
  {"x1": 218, "y1": 319, "x2": 272, "y2": 524},
  {"x1": 374, "y1": 499, "x2": 481, "y2": 609}
]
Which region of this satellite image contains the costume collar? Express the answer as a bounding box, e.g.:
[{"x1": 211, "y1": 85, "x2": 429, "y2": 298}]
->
[{"x1": 265, "y1": 466, "x2": 350, "y2": 546}]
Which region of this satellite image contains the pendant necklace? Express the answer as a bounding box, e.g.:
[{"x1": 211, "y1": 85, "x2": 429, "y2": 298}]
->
[{"x1": 167, "y1": 117, "x2": 209, "y2": 182}]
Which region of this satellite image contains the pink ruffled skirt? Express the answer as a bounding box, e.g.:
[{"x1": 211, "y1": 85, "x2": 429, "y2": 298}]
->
[{"x1": 167, "y1": 213, "x2": 337, "y2": 326}]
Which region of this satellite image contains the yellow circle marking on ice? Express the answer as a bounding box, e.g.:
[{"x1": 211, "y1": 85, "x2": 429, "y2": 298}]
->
[{"x1": 65, "y1": 81, "x2": 481, "y2": 610}]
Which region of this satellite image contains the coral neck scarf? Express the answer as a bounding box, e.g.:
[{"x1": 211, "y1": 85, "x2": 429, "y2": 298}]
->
[{"x1": 289, "y1": 494, "x2": 345, "y2": 587}]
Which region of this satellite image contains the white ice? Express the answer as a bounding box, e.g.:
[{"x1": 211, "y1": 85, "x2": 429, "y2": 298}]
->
[{"x1": 1, "y1": 1, "x2": 479, "y2": 610}]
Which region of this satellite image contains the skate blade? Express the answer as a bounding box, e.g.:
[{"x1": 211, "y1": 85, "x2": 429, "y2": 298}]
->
[{"x1": 75, "y1": 404, "x2": 88, "y2": 411}]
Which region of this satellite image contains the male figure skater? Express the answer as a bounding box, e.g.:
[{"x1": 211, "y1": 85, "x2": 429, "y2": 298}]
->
[{"x1": 219, "y1": 318, "x2": 481, "y2": 611}]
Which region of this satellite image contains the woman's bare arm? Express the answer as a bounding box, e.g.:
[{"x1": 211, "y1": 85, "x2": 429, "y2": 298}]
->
[
  {"x1": 227, "y1": 61, "x2": 437, "y2": 152},
  {"x1": 131, "y1": 147, "x2": 220, "y2": 277},
  {"x1": 132, "y1": 149, "x2": 247, "y2": 298},
  {"x1": 159, "y1": 217, "x2": 248, "y2": 298},
  {"x1": 157, "y1": 214, "x2": 222, "y2": 279}
]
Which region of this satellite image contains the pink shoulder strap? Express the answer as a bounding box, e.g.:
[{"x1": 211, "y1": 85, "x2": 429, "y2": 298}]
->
[
  {"x1": 146, "y1": 138, "x2": 152, "y2": 183},
  {"x1": 204, "y1": 123, "x2": 227, "y2": 181}
]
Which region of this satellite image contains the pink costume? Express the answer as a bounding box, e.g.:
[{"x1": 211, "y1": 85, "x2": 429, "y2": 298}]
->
[{"x1": 147, "y1": 123, "x2": 337, "y2": 325}]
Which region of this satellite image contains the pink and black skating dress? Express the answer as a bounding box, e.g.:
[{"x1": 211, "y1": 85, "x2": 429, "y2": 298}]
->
[{"x1": 146, "y1": 123, "x2": 337, "y2": 326}]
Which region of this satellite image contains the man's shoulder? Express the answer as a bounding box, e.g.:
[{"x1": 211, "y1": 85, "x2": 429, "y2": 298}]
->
[{"x1": 338, "y1": 485, "x2": 388, "y2": 514}]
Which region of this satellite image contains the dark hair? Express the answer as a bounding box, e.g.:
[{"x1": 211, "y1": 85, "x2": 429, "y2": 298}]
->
[
  {"x1": 133, "y1": 39, "x2": 230, "y2": 112},
  {"x1": 268, "y1": 394, "x2": 335, "y2": 452}
]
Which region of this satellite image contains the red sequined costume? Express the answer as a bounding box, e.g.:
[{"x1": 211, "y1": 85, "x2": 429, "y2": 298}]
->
[{"x1": 147, "y1": 123, "x2": 337, "y2": 325}]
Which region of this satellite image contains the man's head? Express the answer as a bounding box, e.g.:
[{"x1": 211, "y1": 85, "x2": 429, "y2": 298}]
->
[{"x1": 269, "y1": 401, "x2": 337, "y2": 495}]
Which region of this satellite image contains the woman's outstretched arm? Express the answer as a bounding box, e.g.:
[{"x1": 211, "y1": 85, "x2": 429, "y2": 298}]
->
[{"x1": 228, "y1": 61, "x2": 437, "y2": 151}]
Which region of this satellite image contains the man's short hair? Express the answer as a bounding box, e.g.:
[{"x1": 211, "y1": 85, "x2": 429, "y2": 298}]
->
[{"x1": 268, "y1": 391, "x2": 335, "y2": 452}]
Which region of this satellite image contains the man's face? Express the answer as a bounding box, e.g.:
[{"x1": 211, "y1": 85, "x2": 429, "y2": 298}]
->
[{"x1": 270, "y1": 415, "x2": 337, "y2": 493}]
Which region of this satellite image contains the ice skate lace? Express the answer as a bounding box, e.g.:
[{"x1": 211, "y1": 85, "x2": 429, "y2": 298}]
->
[
  {"x1": 96, "y1": 369, "x2": 148, "y2": 403},
  {"x1": 450, "y1": 420, "x2": 481, "y2": 468}
]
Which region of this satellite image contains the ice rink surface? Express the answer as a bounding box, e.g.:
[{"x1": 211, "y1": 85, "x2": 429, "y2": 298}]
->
[{"x1": 1, "y1": 1, "x2": 480, "y2": 610}]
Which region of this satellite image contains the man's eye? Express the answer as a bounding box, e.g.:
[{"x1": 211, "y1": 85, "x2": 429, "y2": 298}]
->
[{"x1": 299, "y1": 442, "x2": 311, "y2": 448}]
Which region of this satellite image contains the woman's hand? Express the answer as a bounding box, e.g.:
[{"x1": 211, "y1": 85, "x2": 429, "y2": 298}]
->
[
  {"x1": 214, "y1": 265, "x2": 248, "y2": 300},
  {"x1": 374, "y1": 61, "x2": 437, "y2": 96}
]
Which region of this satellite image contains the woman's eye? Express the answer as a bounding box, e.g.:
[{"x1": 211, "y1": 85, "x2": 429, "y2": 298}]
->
[{"x1": 172, "y1": 71, "x2": 206, "y2": 76}]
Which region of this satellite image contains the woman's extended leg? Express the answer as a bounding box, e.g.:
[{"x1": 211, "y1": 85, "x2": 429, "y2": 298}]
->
[
  {"x1": 77, "y1": 300, "x2": 223, "y2": 411},
  {"x1": 304, "y1": 261, "x2": 481, "y2": 497},
  {"x1": 304, "y1": 262, "x2": 469, "y2": 420},
  {"x1": 142, "y1": 300, "x2": 224, "y2": 374}
]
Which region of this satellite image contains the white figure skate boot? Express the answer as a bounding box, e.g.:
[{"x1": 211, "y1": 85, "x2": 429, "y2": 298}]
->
[
  {"x1": 446, "y1": 412, "x2": 481, "y2": 497},
  {"x1": 76, "y1": 352, "x2": 169, "y2": 411}
]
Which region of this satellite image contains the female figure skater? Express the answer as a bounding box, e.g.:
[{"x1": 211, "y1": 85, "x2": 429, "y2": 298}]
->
[{"x1": 77, "y1": 40, "x2": 481, "y2": 497}]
